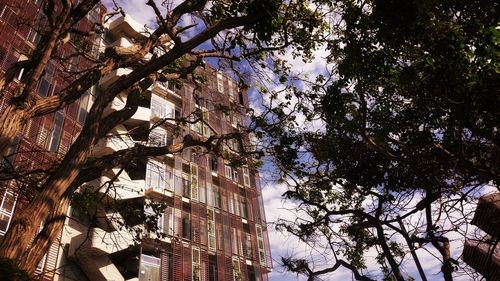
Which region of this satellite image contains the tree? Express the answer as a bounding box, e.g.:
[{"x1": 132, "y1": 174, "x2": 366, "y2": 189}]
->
[
  {"x1": 0, "y1": 0, "x2": 325, "y2": 276},
  {"x1": 265, "y1": 0, "x2": 499, "y2": 280}
]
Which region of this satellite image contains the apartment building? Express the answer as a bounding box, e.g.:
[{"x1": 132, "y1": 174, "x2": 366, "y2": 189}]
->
[{"x1": 0, "y1": 2, "x2": 271, "y2": 281}]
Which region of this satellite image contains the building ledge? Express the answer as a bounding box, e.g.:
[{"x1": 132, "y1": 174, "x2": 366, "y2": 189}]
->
[
  {"x1": 471, "y1": 193, "x2": 500, "y2": 238},
  {"x1": 463, "y1": 239, "x2": 500, "y2": 281}
]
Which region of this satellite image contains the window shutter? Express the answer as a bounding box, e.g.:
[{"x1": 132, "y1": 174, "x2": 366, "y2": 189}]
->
[{"x1": 191, "y1": 164, "x2": 199, "y2": 200}]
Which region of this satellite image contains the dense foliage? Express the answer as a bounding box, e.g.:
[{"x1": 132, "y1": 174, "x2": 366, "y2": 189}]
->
[{"x1": 266, "y1": 0, "x2": 499, "y2": 280}]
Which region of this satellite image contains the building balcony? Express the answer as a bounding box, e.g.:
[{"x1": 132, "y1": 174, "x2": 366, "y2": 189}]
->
[
  {"x1": 88, "y1": 227, "x2": 136, "y2": 255},
  {"x1": 471, "y1": 192, "x2": 500, "y2": 238},
  {"x1": 99, "y1": 68, "x2": 133, "y2": 89},
  {"x1": 105, "y1": 97, "x2": 151, "y2": 126},
  {"x1": 74, "y1": 254, "x2": 125, "y2": 281},
  {"x1": 128, "y1": 106, "x2": 151, "y2": 125},
  {"x1": 70, "y1": 224, "x2": 141, "y2": 281},
  {"x1": 145, "y1": 185, "x2": 174, "y2": 199},
  {"x1": 92, "y1": 126, "x2": 135, "y2": 157},
  {"x1": 150, "y1": 81, "x2": 182, "y2": 101},
  {"x1": 109, "y1": 37, "x2": 133, "y2": 48},
  {"x1": 96, "y1": 175, "x2": 145, "y2": 201},
  {"x1": 463, "y1": 239, "x2": 500, "y2": 281},
  {"x1": 108, "y1": 15, "x2": 150, "y2": 41}
]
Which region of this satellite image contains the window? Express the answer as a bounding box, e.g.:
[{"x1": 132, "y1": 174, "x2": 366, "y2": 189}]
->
[
  {"x1": 228, "y1": 80, "x2": 234, "y2": 100},
  {"x1": 48, "y1": 112, "x2": 64, "y2": 152},
  {"x1": 240, "y1": 197, "x2": 248, "y2": 219},
  {"x1": 224, "y1": 163, "x2": 239, "y2": 182},
  {"x1": 206, "y1": 184, "x2": 221, "y2": 209},
  {"x1": 167, "y1": 81, "x2": 176, "y2": 91},
  {"x1": 207, "y1": 209, "x2": 216, "y2": 251},
  {"x1": 0, "y1": 6, "x2": 19, "y2": 27},
  {"x1": 192, "y1": 116, "x2": 203, "y2": 135},
  {"x1": 199, "y1": 183, "x2": 206, "y2": 204},
  {"x1": 231, "y1": 228, "x2": 238, "y2": 254},
  {"x1": 243, "y1": 167, "x2": 250, "y2": 187},
  {"x1": 244, "y1": 233, "x2": 253, "y2": 259},
  {"x1": 233, "y1": 193, "x2": 240, "y2": 216},
  {"x1": 182, "y1": 173, "x2": 191, "y2": 198},
  {"x1": 228, "y1": 193, "x2": 234, "y2": 214},
  {"x1": 192, "y1": 247, "x2": 201, "y2": 281},
  {"x1": 36, "y1": 124, "x2": 50, "y2": 147},
  {"x1": 191, "y1": 164, "x2": 199, "y2": 201},
  {"x1": 165, "y1": 166, "x2": 174, "y2": 191},
  {"x1": 192, "y1": 108, "x2": 210, "y2": 137},
  {"x1": 146, "y1": 161, "x2": 166, "y2": 193},
  {"x1": 209, "y1": 259, "x2": 218, "y2": 281},
  {"x1": 175, "y1": 106, "x2": 181, "y2": 119},
  {"x1": 149, "y1": 127, "x2": 169, "y2": 146},
  {"x1": 38, "y1": 63, "x2": 55, "y2": 97},
  {"x1": 210, "y1": 155, "x2": 218, "y2": 172},
  {"x1": 0, "y1": 190, "x2": 16, "y2": 235},
  {"x1": 38, "y1": 78, "x2": 51, "y2": 97},
  {"x1": 90, "y1": 34, "x2": 102, "y2": 59},
  {"x1": 213, "y1": 185, "x2": 221, "y2": 209},
  {"x1": 232, "y1": 257, "x2": 241, "y2": 281},
  {"x1": 182, "y1": 211, "x2": 190, "y2": 240},
  {"x1": 138, "y1": 254, "x2": 160, "y2": 281},
  {"x1": 160, "y1": 207, "x2": 174, "y2": 236},
  {"x1": 256, "y1": 225, "x2": 266, "y2": 266},
  {"x1": 156, "y1": 80, "x2": 176, "y2": 92},
  {"x1": 232, "y1": 169, "x2": 239, "y2": 182},
  {"x1": 77, "y1": 91, "x2": 90, "y2": 124},
  {"x1": 225, "y1": 165, "x2": 232, "y2": 179},
  {"x1": 207, "y1": 183, "x2": 213, "y2": 207},
  {"x1": 217, "y1": 73, "x2": 224, "y2": 93},
  {"x1": 151, "y1": 95, "x2": 175, "y2": 120}
]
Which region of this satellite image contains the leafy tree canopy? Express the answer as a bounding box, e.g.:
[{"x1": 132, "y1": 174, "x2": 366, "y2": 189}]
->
[{"x1": 265, "y1": 0, "x2": 499, "y2": 280}]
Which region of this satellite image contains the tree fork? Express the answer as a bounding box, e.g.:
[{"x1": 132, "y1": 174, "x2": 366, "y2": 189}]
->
[{"x1": 0, "y1": 5, "x2": 69, "y2": 156}]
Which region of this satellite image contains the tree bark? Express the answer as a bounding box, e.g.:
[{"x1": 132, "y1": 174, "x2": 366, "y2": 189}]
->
[
  {"x1": 0, "y1": 106, "x2": 27, "y2": 157},
  {"x1": 17, "y1": 193, "x2": 71, "y2": 276},
  {"x1": 376, "y1": 225, "x2": 405, "y2": 281}
]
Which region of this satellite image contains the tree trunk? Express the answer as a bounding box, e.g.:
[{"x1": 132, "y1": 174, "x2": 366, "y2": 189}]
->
[
  {"x1": 0, "y1": 106, "x2": 27, "y2": 156},
  {"x1": 17, "y1": 194, "x2": 71, "y2": 276},
  {"x1": 376, "y1": 225, "x2": 405, "y2": 281},
  {"x1": 440, "y1": 239, "x2": 453, "y2": 281},
  {"x1": 0, "y1": 124, "x2": 95, "y2": 264},
  {"x1": 0, "y1": 77, "x2": 140, "y2": 269}
]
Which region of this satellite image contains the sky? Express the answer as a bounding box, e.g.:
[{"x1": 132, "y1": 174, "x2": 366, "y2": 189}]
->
[{"x1": 99, "y1": 2, "x2": 491, "y2": 280}]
